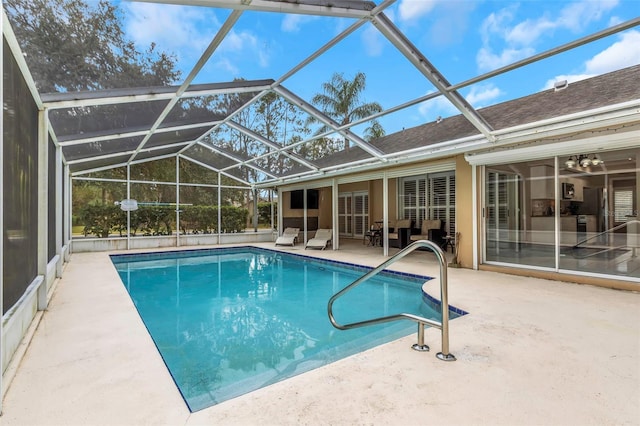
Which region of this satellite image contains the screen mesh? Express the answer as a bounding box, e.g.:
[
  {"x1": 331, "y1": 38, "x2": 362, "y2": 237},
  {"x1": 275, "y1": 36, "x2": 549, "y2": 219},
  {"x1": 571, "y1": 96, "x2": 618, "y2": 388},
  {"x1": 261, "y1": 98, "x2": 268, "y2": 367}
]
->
[{"x1": 3, "y1": 38, "x2": 40, "y2": 313}]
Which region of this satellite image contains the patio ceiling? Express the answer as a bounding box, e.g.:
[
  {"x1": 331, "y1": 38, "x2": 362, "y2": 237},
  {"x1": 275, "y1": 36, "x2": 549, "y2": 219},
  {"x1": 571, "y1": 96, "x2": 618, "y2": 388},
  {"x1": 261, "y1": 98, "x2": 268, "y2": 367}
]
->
[{"x1": 8, "y1": 0, "x2": 640, "y2": 187}]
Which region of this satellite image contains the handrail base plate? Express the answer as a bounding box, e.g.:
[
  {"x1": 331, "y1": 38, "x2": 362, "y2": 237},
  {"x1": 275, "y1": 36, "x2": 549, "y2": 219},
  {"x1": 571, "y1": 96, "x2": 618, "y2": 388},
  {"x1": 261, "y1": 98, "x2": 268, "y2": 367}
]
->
[
  {"x1": 412, "y1": 343, "x2": 430, "y2": 352},
  {"x1": 436, "y1": 352, "x2": 457, "y2": 362}
]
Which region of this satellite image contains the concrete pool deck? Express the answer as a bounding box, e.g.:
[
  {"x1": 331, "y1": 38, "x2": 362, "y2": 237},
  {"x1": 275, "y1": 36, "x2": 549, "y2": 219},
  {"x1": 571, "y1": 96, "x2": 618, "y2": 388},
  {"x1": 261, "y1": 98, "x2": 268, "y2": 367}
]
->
[{"x1": 1, "y1": 241, "x2": 639, "y2": 425}]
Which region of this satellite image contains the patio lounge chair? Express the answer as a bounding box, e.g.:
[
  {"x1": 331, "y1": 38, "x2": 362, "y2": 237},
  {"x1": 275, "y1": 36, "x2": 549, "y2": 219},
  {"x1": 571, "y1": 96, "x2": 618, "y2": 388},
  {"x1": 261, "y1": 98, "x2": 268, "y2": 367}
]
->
[
  {"x1": 275, "y1": 227, "x2": 299, "y2": 246},
  {"x1": 305, "y1": 228, "x2": 333, "y2": 250}
]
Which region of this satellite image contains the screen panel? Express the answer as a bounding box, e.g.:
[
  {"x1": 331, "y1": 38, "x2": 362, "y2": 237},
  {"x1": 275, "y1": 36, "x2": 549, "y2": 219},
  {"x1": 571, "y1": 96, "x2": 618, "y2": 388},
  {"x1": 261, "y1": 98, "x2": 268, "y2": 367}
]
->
[{"x1": 3, "y1": 38, "x2": 40, "y2": 313}]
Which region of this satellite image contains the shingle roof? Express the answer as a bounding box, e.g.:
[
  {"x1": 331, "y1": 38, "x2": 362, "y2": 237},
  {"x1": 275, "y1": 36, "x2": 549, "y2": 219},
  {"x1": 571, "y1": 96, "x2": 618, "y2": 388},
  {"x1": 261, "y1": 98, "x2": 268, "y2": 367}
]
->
[
  {"x1": 303, "y1": 64, "x2": 639, "y2": 171},
  {"x1": 364, "y1": 64, "x2": 640, "y2": 158}
]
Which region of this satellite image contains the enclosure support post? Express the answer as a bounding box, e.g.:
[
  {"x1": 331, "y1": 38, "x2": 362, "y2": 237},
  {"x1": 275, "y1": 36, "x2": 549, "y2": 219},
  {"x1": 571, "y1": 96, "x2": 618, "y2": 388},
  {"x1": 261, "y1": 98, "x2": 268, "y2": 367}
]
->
[
  {"x1": 217, "y1": 173, "x2": 221, "y2": 244},
  {"x1": 176, "y1": 157, "x2": 180, "y2": 247},
  {"x1": 127, "y1": 165, "x2": 131, "y2": 250},
  {"x1": 332, "y1": 179, "x2": 338, "y2": 250},
  {"x1": 270, "y1": 189, "x2": 274, "y2": 232},
  {"x1": 383, "y1": 172, "x2": 389, "y2": 257},
  {"x1": 277, "y1": 187, "x2": 283, "y2": 237},
  {"x1": 63, "y1": 164, "x2": 70, "y2": 260},
  {"x1": 472, "y1": 164, "x2": 478, "y2": 270},
  {"x1": 252, "y1": 188, "x2": 258, "y2": 232},
  {"x1": 37, "y1": 110, "x2": 48, "y2": 310},
  {"x1": 55, "y1": 133, "x2": 63, "y2": 277},
  {"x1": 303, "y1": 188, "x2": 308, "y2": 244}
]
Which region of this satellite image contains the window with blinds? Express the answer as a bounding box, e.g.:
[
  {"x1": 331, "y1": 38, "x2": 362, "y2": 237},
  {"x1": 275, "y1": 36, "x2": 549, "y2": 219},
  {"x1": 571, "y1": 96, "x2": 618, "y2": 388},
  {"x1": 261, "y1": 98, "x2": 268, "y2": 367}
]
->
[
  {"x1": 400, "y1": 171, "x2": 455, "y2": 235},
  {"x1": 338, "y1": 192, "x2": 368, "y2": 237},
  {"x1": 614, "y1": 189, "x2": 634, "y2": 222}
]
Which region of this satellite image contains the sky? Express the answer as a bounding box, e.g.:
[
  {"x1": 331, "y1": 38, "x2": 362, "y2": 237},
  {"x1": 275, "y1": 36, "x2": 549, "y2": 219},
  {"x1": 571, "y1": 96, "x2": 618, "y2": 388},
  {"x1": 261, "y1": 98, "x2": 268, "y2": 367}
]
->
[{"x1": 119, "y1": 0, "x2": 640, "y2": 136}]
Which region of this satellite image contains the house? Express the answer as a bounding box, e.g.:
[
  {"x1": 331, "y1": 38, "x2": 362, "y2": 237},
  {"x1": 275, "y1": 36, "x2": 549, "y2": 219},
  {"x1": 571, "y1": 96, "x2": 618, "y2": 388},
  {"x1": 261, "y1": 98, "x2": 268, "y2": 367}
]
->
[{"x1": 277, "y1": 65, "x2": 640, "y2": 289}]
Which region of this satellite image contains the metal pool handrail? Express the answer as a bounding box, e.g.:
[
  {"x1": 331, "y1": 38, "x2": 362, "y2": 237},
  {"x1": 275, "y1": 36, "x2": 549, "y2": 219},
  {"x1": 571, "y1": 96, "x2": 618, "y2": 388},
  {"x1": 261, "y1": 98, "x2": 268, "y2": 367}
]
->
[{"x1": 327, "y1": 240, "x2": 456, "y2": 361}]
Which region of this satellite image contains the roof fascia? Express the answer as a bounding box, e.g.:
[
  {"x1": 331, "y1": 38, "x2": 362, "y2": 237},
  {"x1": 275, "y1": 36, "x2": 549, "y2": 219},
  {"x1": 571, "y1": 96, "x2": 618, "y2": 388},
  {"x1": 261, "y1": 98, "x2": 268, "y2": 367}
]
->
[{"x1": 492, "y1": 100, "x2": 640, "y2": 146}]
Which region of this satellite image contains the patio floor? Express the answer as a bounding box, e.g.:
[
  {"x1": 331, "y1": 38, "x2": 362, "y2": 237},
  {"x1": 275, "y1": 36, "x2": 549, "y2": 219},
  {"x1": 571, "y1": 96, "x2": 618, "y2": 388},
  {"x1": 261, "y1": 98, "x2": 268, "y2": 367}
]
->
[{"x1": 1, "y1": 240, "x2": 639, "y2": 425}]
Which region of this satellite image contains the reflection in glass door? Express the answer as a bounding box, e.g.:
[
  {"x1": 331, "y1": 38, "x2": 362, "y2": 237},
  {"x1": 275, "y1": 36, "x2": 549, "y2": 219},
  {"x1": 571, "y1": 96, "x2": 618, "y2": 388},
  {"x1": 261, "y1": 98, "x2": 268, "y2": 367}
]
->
[
  {"x1": 485, "y1": 169, "x2": 523, "y2": 261},
  {"x1": 559, "y1": 148, "x2": 639, "y2": 278},
  {"x1": 482, "y1": 149, "x2": 639, "y2": 280}
]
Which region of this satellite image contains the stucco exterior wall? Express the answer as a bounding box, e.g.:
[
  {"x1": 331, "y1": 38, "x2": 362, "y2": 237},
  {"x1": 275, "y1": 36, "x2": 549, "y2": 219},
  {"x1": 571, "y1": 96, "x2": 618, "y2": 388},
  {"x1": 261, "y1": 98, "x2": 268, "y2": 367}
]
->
[
  {"x1": 455, "y1": 155, "x2": 473, "y2": 268},
  {"x1": 318, "y1": 187, "x2": 333, "y2": 229}
]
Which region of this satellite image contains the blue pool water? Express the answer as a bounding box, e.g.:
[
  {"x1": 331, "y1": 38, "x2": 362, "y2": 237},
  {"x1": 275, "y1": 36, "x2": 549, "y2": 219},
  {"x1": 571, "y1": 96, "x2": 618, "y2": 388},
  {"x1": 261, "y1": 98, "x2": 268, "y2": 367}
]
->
[{"x1": 111, "y1": 247, "x2": 461, "y2": 411}]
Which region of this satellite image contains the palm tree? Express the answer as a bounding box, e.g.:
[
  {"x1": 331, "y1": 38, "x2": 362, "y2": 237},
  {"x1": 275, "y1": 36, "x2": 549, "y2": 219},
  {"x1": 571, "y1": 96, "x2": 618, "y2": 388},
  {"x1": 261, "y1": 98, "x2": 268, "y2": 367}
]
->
[{"x1": 309, "y1": 72, "x2": 384, "y2": 150}]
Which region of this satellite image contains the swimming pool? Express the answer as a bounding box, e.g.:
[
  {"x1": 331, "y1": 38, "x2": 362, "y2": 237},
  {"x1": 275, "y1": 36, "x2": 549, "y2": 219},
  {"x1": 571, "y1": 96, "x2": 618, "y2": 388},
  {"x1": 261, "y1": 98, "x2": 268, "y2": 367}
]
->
[{"x1": 111, "y1": 247, "x2": 463, "y2": 411}]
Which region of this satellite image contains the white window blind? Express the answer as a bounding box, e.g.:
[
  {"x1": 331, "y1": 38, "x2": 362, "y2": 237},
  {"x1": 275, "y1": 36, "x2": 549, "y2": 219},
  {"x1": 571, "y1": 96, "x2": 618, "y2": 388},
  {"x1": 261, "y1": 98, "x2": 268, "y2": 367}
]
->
[
  {"x1": 614, "y1": 189, "x2": 633, "y2": 222},
  {"x1": 400, "y1": 171, "x2": 455, "y2": 235}
]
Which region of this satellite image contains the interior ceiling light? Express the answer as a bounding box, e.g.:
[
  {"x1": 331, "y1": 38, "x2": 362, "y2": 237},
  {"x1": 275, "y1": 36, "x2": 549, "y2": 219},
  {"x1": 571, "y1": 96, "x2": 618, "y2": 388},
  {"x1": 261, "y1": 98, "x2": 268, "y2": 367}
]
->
[
  {"x1": 566, "y1": 154, "x2": 603, "y2": 168},
  {"x1": 579, "y1": 155, "x2": 592, "y2": 167}
]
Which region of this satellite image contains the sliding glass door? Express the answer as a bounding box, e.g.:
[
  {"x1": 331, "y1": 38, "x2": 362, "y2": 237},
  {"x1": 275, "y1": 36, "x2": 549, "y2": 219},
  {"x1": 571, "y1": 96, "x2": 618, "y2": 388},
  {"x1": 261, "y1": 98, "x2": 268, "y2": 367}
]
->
[{"x1": 482, "y1": 147, "x2": 639, "y2": 280}]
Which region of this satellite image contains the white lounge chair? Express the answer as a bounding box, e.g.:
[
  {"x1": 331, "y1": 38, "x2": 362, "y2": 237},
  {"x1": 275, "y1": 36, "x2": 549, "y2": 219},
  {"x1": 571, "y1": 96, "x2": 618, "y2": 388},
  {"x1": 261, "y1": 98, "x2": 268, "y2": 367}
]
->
[
  {"x1": 305, "y1": 229, "x2": 333, "y2": 250},
  {"x1": 275, "y1": 227, "x2": 299, "y2": 246}
]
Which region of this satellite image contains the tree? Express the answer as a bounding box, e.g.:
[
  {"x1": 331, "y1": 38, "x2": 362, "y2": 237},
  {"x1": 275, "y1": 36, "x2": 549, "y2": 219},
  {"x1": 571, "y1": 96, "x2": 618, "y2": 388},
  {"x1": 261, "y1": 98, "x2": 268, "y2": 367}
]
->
[
  {"x1": 309, "y1": 72, "x2": 385, "y2": 150},
  {"x1": 5, "y1": 0, "x2": 182, "y2": 142},
  {"x1": 5, "y1": 0, "x2": 180, "y2": 92}
]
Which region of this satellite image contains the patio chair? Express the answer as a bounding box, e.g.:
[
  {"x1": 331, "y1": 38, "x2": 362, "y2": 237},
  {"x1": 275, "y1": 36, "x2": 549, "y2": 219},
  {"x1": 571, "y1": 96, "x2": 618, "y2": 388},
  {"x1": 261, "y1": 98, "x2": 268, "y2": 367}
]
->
[
  {"x1": 388, "y1": 219, "x2": 413, "y2": 249},
  {"x1": 409, "y1": 219, "x2": 447, "y2": 248},
  {"x1": 305, "y1": 228, "x2": 333, "y2": 250},
  {"x1": 363, "y1": 224, "x2": 381, "y2": 246},
  {"x1": 275, "y1": 227, "x2": 299, "y2": 246}
]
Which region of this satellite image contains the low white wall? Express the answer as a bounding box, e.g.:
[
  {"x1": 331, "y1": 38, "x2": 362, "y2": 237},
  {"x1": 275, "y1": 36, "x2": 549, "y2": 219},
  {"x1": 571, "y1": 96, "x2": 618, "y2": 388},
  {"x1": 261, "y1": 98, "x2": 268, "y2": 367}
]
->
[
  {"x1": 2, "y1": 277, "x2": 42, "y2": 374},
  {"x1": 71, "y1": 232, "x2": 274, "y2": 252}
]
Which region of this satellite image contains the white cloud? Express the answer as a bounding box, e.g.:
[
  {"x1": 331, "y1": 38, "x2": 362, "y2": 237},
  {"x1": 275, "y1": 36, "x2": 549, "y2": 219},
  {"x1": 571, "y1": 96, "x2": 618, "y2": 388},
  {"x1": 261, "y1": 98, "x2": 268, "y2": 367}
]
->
[
  {"x1": 398, "y1": 0, "x2": 438, "y2": 22},
  {"x1": 608, "y1": 16, "x2": 623, "y2": 26},
  {"x1": 362, "y1": 24, "x2": 384, "y2": 56},
  {"x1": 477, "y1": 0, "x2": 619, "y2": 71},
  {"x1": 465, "y1": 84, "x2": 503, "y2": 107},
  {"x1": 476, "y1": 46, "x2": 534, "y2": 71},
  {"x1": 506, "y1": 17, "x2": 555, "y2": 46},
  {"x1": 281, "y1": 14, "x2": 318, "y2": 32},
  {"x1": 417, "y1": 83, "x2": 503, "y2": 120},
  {"x1": 557, "y1": 0, "x2": 619, "y2": 32},
  {"x1": 123, "y1": 3, "x2": 218, "y2": 58},
  {"x1": 215, "y1": 57, "x2": 239, "y2": 75},
  {"x1": 542, "y1": 29, "x2": 640, "y2": 89},
  {"x1": 584, "y1": 29, "x2": 640, "y2": 73},
  {"x1": 479, "y1": 6, "x2": 518, "y2": 45},
  {"x1": 505, "y1": 0, "x2": 619, "y2": 45},
  {"x1": 417, "y1": 91, "x2": 458, "y2": 119}
]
